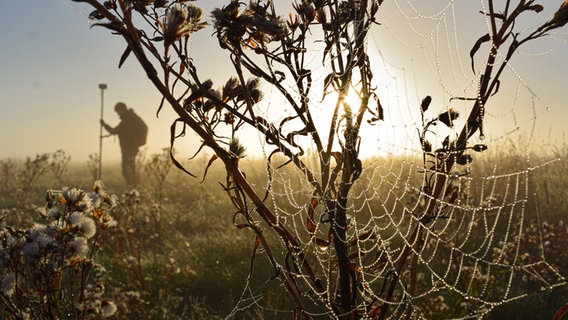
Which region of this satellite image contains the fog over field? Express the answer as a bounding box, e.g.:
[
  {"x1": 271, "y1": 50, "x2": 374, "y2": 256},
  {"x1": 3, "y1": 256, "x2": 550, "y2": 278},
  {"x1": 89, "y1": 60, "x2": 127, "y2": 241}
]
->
[{"x1": 1, "y1": 1, "x2": 567, "y2": 319}]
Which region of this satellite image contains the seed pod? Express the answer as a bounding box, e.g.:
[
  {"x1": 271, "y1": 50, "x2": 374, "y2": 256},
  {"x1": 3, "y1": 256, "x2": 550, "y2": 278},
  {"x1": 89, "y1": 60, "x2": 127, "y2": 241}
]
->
[
  {"x1": 551, "y1": 0, "x2": 568, "y2": 27},
  {"x1": 421, "y1": 96, "x2": 432, "y2": 112},
  {"x1": 89, "y1": 10, "x2": 104, "y2": 20},
  {"x1": 438, "y1": 109, "x2": 459, "y2": 127},
  {"x1": 472, "y1": 144, "x2": 488, "y2": 152}
]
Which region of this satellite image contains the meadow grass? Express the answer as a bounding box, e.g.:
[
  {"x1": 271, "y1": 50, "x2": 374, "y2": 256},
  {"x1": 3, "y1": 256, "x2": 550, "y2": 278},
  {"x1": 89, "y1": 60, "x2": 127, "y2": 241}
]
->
[{"x1": 0, "y1": 147, "x2": 566, "y2": 319}]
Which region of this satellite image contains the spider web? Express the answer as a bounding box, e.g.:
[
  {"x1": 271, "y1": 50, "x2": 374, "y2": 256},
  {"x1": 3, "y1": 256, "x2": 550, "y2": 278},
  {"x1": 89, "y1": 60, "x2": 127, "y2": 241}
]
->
[
  {"x1": 229, "y1": 1, "x2": 568, "y2": 319},
  {"x1": 60, "y1": 0, "x2": 566, "y2": 318}
]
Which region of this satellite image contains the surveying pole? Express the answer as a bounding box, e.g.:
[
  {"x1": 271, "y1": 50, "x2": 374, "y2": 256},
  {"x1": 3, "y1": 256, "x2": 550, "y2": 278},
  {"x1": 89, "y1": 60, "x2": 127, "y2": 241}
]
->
[{"x1": 98, "y1": 83, "x2": 108, "y2": 180}]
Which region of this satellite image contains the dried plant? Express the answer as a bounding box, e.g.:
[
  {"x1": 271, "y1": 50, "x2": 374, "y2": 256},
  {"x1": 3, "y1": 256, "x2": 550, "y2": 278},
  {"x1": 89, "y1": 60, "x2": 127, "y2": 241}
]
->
[
  {"x1": 70, "y1": 0, "x2": 568, "y2": 319},
  {"x1": 87, "y1": 153, "x2": 100, "y2": 182},
  {"x1": 143, "y1": 148, "x2": 173, "y2": 199},
  {"x1": 0, "y1": 181, "x2": 118, "y2": 319},
  {"x1": 49, "y1": 149, "x2": 72, "y2": 185}
]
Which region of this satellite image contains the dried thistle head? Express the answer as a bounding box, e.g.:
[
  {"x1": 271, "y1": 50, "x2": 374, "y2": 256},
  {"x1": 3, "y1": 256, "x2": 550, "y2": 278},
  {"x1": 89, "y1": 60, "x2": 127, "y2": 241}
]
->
[
  {"x1": 245, "y1": 78, "x2": 264, "y2": 104},
  {"x1": 229, "y1": 138, "x2": 246, "y2": 159},
  {"x1": 293, "y1": 0, "x2": 316, "y2": 23},
  {"x1": 163, "y1": 4, "x2": 207, "y2": 48},
  {"x1": 287, "y1": 13, "x2": 301, "y2": 31},
  {"x1": 212, "y1": 1, "x2": 284, "y2": 50},
  {"x1": 212, "y1": 1, "x2": 249, "y2": 49},
  {"x1": 222, "y1": 77, "x2": 240, "y2": 102},
  {"x1": 133, "y1": 0, "x2": 155, "y2": 13}
]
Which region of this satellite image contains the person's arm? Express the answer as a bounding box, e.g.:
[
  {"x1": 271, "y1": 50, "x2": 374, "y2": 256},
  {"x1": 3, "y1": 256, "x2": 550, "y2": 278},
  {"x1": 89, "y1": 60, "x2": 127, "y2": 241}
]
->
[{"x1": 100, "y1": 119, "x2": 117, "y2": 135}]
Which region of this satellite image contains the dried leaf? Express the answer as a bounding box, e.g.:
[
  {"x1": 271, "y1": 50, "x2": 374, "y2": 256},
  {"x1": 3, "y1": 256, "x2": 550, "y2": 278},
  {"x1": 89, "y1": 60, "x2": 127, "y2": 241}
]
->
[
  {"x1": 156, "y1": 96, "x2": 166, "y2": 118},
  {"x1": 201, "y1": 154, "x2": 218, "y2": 183},
  {"x1": 169, "y1": 120, "x2": 196, "y2": 178},
  {"x1": 470, "y1": 33, "x2": 491, "y2": 73},
  {"x1": 369, "y1": 304, "x2": 382, "y2": 317},
  {"x1": 374, "y1": 94, "x2": 384, "y2": 120},
  {"x1": 489, "y1": 79, "x2": 501, "y2": 97},
  {"x1": 118, "y1": 46, "x2": 132, "y2": 69},
  {"x1": 307, "y1": 197, "x2": 318, "y2": 234},
  {"x1": 331, "y1": 152, "x2": 342, "y2": 163},
  {"x1": 353, "y1": 158, "x2": 362, "y2": 180},
  {"x1": 90, "y1": 22, "x2": 123, "y2": 33},
  {"x1": 371, "y1": 1, "x2": 379, "y2": 17},
  {"x1": 274, "y1": 70, "x2": 286, "y2": 82},
  {"x1": 553, "y1": 302, "x2": 568, "y2": 320}
]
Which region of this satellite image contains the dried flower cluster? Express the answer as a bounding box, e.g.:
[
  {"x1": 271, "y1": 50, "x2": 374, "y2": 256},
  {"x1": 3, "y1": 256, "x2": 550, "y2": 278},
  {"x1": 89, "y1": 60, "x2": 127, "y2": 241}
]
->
[
  {"x1": 0, "y1": 181, "x2": 117, "y2": 319},
  {"x1": 163, "y1": 3, "x2": 207, "y2": 48}
]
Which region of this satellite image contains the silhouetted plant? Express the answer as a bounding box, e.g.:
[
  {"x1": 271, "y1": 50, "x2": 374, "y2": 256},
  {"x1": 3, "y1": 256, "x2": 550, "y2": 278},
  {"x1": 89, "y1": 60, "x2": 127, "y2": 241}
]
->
[
  {"x1": 72, "y1": 0, "x2": 568, "y2": 319},
  {"x1": 87, "y1": 153, "x2": 100, "y2": 182},
  {"x1": 18, "y1": 154, "x2": 49, "y2": 189},
  {"x1": 143, "y1": 148, "x2": 173, "y2": 199},
  {"x1": 0, "y1": 159, "x2": 17, "y2": 208},
  {"x1": 49, "y1": 149, "x2": 72, "y2": 185}
]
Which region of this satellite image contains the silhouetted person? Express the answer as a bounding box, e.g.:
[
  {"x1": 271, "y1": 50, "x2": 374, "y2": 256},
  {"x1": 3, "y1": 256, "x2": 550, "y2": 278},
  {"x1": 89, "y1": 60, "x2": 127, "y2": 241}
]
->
[{"x1": 101, "y1": 102, "x2": 147, "y2": 187}]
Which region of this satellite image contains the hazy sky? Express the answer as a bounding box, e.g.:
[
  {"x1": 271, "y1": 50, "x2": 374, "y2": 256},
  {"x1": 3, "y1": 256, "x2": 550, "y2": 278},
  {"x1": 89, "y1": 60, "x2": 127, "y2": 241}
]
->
[
  {"x1": 1, "y1": 1, "x2": 567, "y2": 164},
  {"x1": 0, "y1": 0, "x2": 232, "y2": 164}
]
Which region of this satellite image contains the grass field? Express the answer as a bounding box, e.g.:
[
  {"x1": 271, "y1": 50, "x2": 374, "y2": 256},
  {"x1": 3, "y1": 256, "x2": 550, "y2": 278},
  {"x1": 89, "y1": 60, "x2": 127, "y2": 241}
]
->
[{"x1": 1, "y1": 147, "x2": 567, "y2": 319}]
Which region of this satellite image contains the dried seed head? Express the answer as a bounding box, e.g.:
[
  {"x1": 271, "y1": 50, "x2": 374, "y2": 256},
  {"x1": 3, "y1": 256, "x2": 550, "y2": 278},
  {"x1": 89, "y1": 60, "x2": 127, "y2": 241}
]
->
[
  {"x1": 81, "y1": 219, "x2": 97, "y2": 238},
  {"x1": 438, "y1": 108, "x2": 459, "y2": 127},
  {"x1": 101, "y1": 300, "x2": 118, "y2": 318},
  {"x1": 163, "y1": 4, "x2": 207, "y2": 48},
  {"x1": 69, "y1": 237, "x2": 89, "y2": 257},
  {"x1": 229, "y1": 138, "x2": 246, "y2": 158},
  {"x1": 551, "y1": 0, "x2": 568, "y2": 27},
  {"x1": 421, "y1": 96, "x2": 432, "y2": 112}
]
